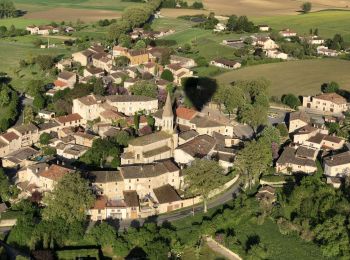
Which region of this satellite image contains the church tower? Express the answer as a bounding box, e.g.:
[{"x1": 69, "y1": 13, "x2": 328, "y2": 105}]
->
[{"x1": 161, "y1": 92, "x2": 174, "y2": 133}]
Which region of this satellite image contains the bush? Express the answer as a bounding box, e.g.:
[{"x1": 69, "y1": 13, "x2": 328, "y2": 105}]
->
[
  {"x1": 160, "y1": 69, "x2": 174, "y2": 82},
  {"x1": 281, "y1": 94, "x2": 300, "y2": 109}
]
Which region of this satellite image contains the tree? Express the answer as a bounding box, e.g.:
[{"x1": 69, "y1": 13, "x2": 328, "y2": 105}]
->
[
  {"x1": 114, "y1": 56, "x2": 130, "y2": 68},
  {"x1": 42, "y1": 172, "x2": 95, "y2": 224},
  {"x1": 0, "y1": 167, "x2": 10, "y2": 201},
  {"x1": 234, "y1": 140, "x2": 272, "y2": 189},
  {"x1": 184, "y1": 159, "x2": 225, "y2": 212},
  {"x1": 27, "y1": 79, "x2": 45, "y2": 97},
  {"x1": 33, "y1": 38, "x2": 44, "y2": 48},
  {"x1": 260, "y1": 126, "x2": 281, "y2": 144},
  {"x1": 134, "y1": 39, "x2": 146, "y2": 50},
  {"x1": 0, "y1": 0, "x2": 17, "y2": 19},
  {"x1": 192, "y1": 1, "x2": 203, "y2": 9},
  {"x1": 39, "y1": 133, "x2": 52, "y2": 145},
  {"x1": 23, "y1": 106, "x2": 34, "y2": 124},
  {"x1": 301, "y1": 2, "x2": 312, "y2": 13},
  {"x1": 33, "y1": 94, "x2": 46, "y2": 110},
  {"x1": 134, "y1": 113, "x2": 140, "y2": 130},
  {"x1": 86, "y1": 222, "x2": 116, "y2": 247},
  {"x1": 282, "y1": 94, "x2": 301, "y2": 109},
  {"x1": 129, "y1": 80, "x2": 158, "y2": 98},
  {"x1": 34, "y1": 55, "x2": 54, "y2": 71},
  {"x1": 276, "y1": 123, "x2": 289, "y2": 137},
  {"x1": 108, "y1": 20, "x2": 131, "y2": 42},
  {"x1": 226, "y1": 15, "x2": 238, "y2": 31},
  {"x1": 160, "y1": 69, "x2": 174, "y2": 82},
  {"x1": 322, "y1": 81, "x2": 339, "y2": 93},
  {"x1": 0, "y1": 88, "x2": 9, "y2": 106},
  {"x1": 118, "y1": 34, "x2": 132, "y2": 48}
]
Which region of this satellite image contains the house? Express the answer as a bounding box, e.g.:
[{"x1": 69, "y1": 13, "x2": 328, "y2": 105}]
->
[
  {"x1": 303, "y1": 133, "x2": 345, "y2": 150},
  {"x1": 255, "y1": 37, "x2": 278, "y2": 50},
  {"x1": 165, "y1": 63, "x2": 193, "y2": 85},
  {"x1": 83, "y1": 67, "x2": 104, "y2": 78},
  {"x1": 73, "y1": 132, "x2": 98, "y2": 147},
  {"x1": 39, "y1": 164, "x2": 74, "y2": 191},
  {"x1": 302, "y1": 93, "x2": 347, "y2": 114},
  {"x1": 213, "y1": 144, "x2": 236, "y2": 172},
  {"x1": 0, "y1": 131, "x2": 21, "y2": 157},
  {"x1": 143, "y1": 62, "x2": 158, "y2": 75},
  {"x1": 152, "y1": 184, "x2": 182, "y2": 213},
  {"x1": 170, "y1": 55, "x2": 197, "y2": 68},
  {"x1": 9, "y1": 124, "x2": 39, "y2": 147},
  {"x1": 279, "y1": 28, "x2": 297, "y2": 37},
  {"x1": 54, "y1": 71, "x2": 77, "y2": 89},
  {"x1": 292, "y1": 124, "x2": 328, "y2": 144},
  {"x1": 178, "y1": 130, "x2": 199, "y2": 145},
  {"x1": 112, "y1": 46, "x2": 128, "y2": 57},
  {"x1": 72, "y1": 95, "x2": 106, "y2": 121},
  {"x1": 214, "y1": 23, "x2": 226, "y2": 32},
  {"x1": 300, "y1": 35, "x2": 324, "y2": 45},
  {"x1": 56, "y1": 59, "x2": 72, "y2": 71},
  {"x1": 56, "y1": 143, "x2": 89, "y2": 160},
  {"x1": 258, "y1": 25, "x2": 270, "y2": 32},
  {"x1": 121, "y1": 131, "x2": 176, "y2": 165},
  {"x1": 317, "y1": 46, "x2": 338, "y2": 57},
  {"x1": 189, "y1": 115, "x2": 234, "y2": 137},
  {"x1": 92, "y1": 52, "x2": 113, "y2": 72},
  {"x1": 55, "y1": 113, "x2": 83, "y2": 128},
  {"x1": 110, "y1": 71, "x2": 127, "y2": 84},
  {"x1": 210, "y1": 58, "x2": 241, "y2": 69},
  {"x1": 324, "y1": 151, "x2": 350, "y2": 178},
  {"x1": 38, "y1": 110, "x2": 55, "y2": 120},
  {"x1": 120, "y1": 159, "x2": 182, "y2": 197},
  {"x1": 72, "y1": 50, "x2": 94, "y2": 66},
  {"x1": 266, "y1": 49, "x2": 288, "y2": 60},
  {"x1": 90, "y1": 170, "x2": 124, "y2": 199},
  {"x1": 174, "y1": 134, "x2": 216, "y2": 166},
  {"x1": 123, "y1": 49, "x2": 149, "y2": 66},
  {"x1": 26, "y1": 25, "x2": 59, "y2": 35},
  {"x1": 105, "y1": 95, "x2": 158, "y2": 116},
  {"x1": 2, "y1": 147, "x2": 40, "y2": 168},
  {"x1": 276, "y1": 146, "x2": 318, "y2": 174},
  {"x1": 176, "y1": 107, "x2": 198, "y2": 128},
  {"x1": 288, "y1": 111, "x2": 310, "y2": 133}
]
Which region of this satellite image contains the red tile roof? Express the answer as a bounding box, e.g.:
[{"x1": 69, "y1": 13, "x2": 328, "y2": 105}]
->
[
  {"x1": 176, "y1": 107, "x2": 197, "y2": 120},
  {"x1": 92, "y1": 196, "x2": 107, "y2": 209},
  {"x1": 54, "y1": 80, "x2": 67, "y2": 88},
  {"x1": 55, "y1": 113, "x2": 82, "y2": 124},
  {"x1": 0, "y1": 132, "x2": 19, "y2": 142},
  {"x1": 40, "y1": 164, "x2": 73, "y2": 181}
]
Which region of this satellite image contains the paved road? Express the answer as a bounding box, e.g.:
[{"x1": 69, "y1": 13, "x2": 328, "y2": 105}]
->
[{"x1": 118, "y1": 181, "x2": 241, "y2": 230}]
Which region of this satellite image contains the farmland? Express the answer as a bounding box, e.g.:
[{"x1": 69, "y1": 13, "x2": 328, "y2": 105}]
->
[
  {"x1": 201, "y1": 0, "x2": 350, "y2": 16},
  {"x1": 253, "y1": 10, "x2": 350, "y2": 41},
  {"x1": 216, "y1": 59, "x2": 350, "y2": 98}
]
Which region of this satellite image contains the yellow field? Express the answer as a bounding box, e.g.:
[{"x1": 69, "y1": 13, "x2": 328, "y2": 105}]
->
[{"x1": 23, "y1": 7, "x2": 121, "y2": 22}]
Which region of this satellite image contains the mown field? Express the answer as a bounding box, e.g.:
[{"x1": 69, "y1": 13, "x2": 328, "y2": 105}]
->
[
  {"x1": 253, "y1": 10, "x2": 350, "y2": 41},
  {"x1": 201, "y1": 0, "x2": 350, "y2": 16},
  {"x1": 216, "y1": 59, "x2": 350, "y2": 97}
]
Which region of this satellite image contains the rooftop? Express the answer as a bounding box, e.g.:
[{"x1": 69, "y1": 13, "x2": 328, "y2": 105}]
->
[
  {"x1": 324, "y1": 151, "x2": 350, "y2": 167},
  {"x1": 176, "y1": 107, "x2": 197, "y2": 120},
  {"x1": 55, "y1": 113, "x2": 82, "y2": 124},
  {"x1": 176, "y1": 134, "x2": 216, "y2": 158},
  {"x1": 90, "y1": 170, "x2": 122, "y2": 183},
  {"x1": 39, "y1": 164, "x2": 73, "y2": 181},
  {"x1": 153, "y1": 184, "x2": 181, "y2": 204},
  {"x1": 106, "y1": 95, "x2": 156, "y2": 103},
  {"x1": 314, "y1": 93, "x2": 347, "y2": 105},
  {"x1": 128, "y1": 131, "x2": 172, "y2": 146}
]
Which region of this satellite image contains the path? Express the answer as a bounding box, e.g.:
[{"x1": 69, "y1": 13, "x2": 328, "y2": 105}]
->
[{"x1": 206, "y1": 237, "x2": 242, "y2": 260}]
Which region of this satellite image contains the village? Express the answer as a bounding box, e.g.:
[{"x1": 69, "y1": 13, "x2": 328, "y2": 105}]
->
[{"x1": 0, "y1": 23, "x2": 349, "y2": 223}]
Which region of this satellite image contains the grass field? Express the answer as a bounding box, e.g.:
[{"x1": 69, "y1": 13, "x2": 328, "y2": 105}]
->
[
  {"x1": 216, "y1": 59, "x2": 350, "y2": 97},
  {"x1": 253, "y1": 10, "x2": 350, "y2": 41},
  {"x1": 201, "y1": 0, "x2": 350, "y2": 16}
]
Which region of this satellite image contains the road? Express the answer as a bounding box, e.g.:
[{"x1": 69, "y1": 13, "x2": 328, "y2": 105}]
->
[
  {"x1": 14, "y1": 96, "x2": 33, "y2": 126},
  {"x1": 118, "y1": 181, "x2": 241, "y2": 230}
]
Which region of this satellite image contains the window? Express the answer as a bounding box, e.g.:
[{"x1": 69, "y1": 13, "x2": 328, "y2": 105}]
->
[
  {"x1": 129, "y1": 180, "x2": 131, "y2": 183},
  {"x1": 98, "y1": 210, "x2": 101, "y2": 214}
]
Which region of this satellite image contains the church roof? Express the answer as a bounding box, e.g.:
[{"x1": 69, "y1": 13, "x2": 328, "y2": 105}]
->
[{"x1": 162, "y1": 92, "x2": 173, "y2": 118}]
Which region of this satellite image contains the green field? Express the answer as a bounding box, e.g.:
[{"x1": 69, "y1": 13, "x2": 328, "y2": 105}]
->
[
  {"x1": 216, "y1": 59, "x2": 350, "y2": 97},
  {"x1": 253, "y1": 10, "x2": 350, "y2": 41}
]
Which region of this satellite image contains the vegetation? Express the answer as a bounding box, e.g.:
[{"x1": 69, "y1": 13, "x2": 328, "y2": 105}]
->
[
  {"x1": 184, "y1": 159, "x2": 225, "y2": 212},
  {"x1": 129, "y1": 80, "x2": 158, "y2": 98},
  {"x1": 216, "y1": 59, "x2": 350, "y2": 97},
  {"x1": 0, "y1": 73, "x2": 19, "y2": 131},
  {"x1": 282, "y1": 94, "x2": 301, "y2": 109},
  {"x1": 226, "y1": 15, "x2": 257, "y2": 33},
  {"x1": 0, "y1": 0, "x2": 17, "y2": 19},
  {"x1": 301, "y1": 2, "x2": 312, "y2": 13}
]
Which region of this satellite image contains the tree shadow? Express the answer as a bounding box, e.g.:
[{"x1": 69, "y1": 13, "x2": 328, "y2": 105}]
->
[
  {"x1": 182, "y1": 77, "x2": 218, "y2": 111},
  {"x1": 125, "y1": 246, "x2": 147, "y2": 260},
  {"x1": 245, "y1": 234, "x2": 260, "y2": 251},
  {"x1": 130, "y1": 219, "x2": 141, "y2": 229}
]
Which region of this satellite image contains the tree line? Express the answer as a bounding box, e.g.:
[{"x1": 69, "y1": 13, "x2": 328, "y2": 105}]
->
[{"x1": 0, "y1": 0, "x2": 17, "y2": 19}]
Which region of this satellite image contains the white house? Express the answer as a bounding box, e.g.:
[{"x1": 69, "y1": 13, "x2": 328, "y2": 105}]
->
[{"x1": 266, "y1": 49, "x2": 288, "y2": 60}]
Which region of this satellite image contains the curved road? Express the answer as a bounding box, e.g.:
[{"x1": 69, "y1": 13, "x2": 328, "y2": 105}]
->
[{"x1": 118, "y1": 181, "x2": 241, "y2": 230}]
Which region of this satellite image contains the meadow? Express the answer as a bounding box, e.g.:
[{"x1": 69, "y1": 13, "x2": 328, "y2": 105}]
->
[
  {"x1": 253, "y1": 10, "x2": 350, "y2": 41},
  {"x1": 216, "y1": 59, "x2": 350, "y2": 97}
]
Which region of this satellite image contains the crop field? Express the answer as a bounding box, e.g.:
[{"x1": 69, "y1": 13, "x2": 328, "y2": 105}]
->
[
  {"x1": 253, "y1": 10, "x2": 350, "y2": 41},
  {"x1": 216, "y1": 59, "x2": 350, "y2": 97},
  {"x1": 201, "y1": 0, "x2": 350, "y2": 16}
]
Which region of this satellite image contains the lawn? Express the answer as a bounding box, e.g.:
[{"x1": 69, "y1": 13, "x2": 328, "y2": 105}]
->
[
  {"x1": 253, "y1": 10, "x2": 350, "y2": 41},
  {"x1": 216, "y1": 58, "x2": 350, "y2": 98},
  {"x1": 0, "y1": 35, "x2": 75, "y2": 92}
]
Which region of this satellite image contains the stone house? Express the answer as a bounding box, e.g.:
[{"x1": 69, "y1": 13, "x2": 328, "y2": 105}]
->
[
  {"x1": 9, "y1": 124, "x2": 39, "y2": 147},
  {"x1": 279, "y1": 28, "x2": 297, "y2": 37},
  {"x1": 324, "y1": 151, "x2": 350, "y2": 178},
  {"x1": 255, "y1": 37, "x2": 278, "y2": 50},
  {"x1": 210, "y1": 58, "x2": 241, "y2": 69},
  {"x1": 90, "y1": 170, "x2": 124, "y2": 199},
  {"x1": 302, "y1": 93, "x2": 347, "y2": 114},
  {"x1": 54, "y1": 70, "x2": 77, "y2": 89},
  {"x1": 120, "y1": 159, "x2": 181, "y2": 198},
  {"x1": 165, "y1": 63, "x2": 193, "y2": 85},
  {"x1": 276, "y1": 146, "x2": 318, "y2": 174},
  {"x1": 170, "y1": 55, "x2": 197, "y2": 68},
  {"x1": 105, "y1": 95, "x2": 158, "y2": 116},
  {"x1": 288, "y1": 111, "x2": 310, "y2": 133},
  {"x1": 55, "y1": 113, "x2": 83, "y2": 128},
  {"x1": 0, "y1": 132, "x2": 21, "y2": 157}
]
